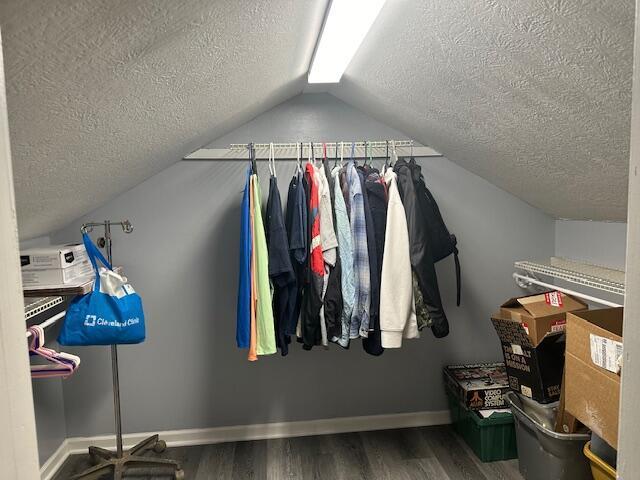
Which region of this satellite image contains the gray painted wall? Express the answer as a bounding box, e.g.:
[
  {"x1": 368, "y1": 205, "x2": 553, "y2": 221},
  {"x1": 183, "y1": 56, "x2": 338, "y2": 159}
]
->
[
  {"x1": 43, "y1": 94, "x2": 555, "y2": 440},
  {"x1": 205, "y1": 93, "x2": 410, "y2": 146},
  {"x1": 555, "y1": 220, "x2": 627, "y2": 270}
]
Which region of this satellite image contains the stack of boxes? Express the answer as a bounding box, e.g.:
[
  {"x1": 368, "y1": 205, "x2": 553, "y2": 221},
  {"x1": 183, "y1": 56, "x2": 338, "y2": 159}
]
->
[
  {"x1": 442, "y1": 362, "x2": 517, "y2": 461},
  {"x1": 21, "y1": 244, "x2": 92, "y2": 288},
  {"x1": 488, "y1": 291, "x2": 623, "y2": 479},
  {"x1": 491, "y1": 292, "x2": 587, "y2": 404}
]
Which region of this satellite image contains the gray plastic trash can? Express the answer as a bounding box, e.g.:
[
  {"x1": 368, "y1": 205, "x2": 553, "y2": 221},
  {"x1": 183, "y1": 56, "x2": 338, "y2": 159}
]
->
[
  {"x1": 505, "y1": 392, "x2": 591, "y2": 480},
  {"x1": 518, "y1": 394, "x2": 559, "y2": 430}
]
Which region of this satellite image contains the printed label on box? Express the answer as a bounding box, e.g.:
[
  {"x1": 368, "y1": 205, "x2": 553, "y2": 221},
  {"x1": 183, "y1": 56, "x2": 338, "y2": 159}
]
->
[
  {"x1": 520, "y1": 385, "x2": 532, "y2": 398},
  {"x1": 551, "y1": 319, "x2": 567, "y2": 332},
  {"x1": 511, "y1": 344, "x2": 524, "y2": 356},
  {"x1": 590, "y1": 334, "x2": 623, "y2": 374},
  {"x1": 544, "y1": 291, "x2": 563, "y2": 307}
]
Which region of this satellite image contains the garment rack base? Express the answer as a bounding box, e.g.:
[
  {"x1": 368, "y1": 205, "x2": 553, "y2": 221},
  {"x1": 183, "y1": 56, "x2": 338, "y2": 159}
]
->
[{"x1": 69, "y1": 434, "x2": 184, "y2": 480}]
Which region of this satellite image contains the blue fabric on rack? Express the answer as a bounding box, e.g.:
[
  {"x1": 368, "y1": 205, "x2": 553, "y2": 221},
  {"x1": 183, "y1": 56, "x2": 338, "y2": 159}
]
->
[{"x1": 236, "y1": 165, "x2": 252, "y2": 348}]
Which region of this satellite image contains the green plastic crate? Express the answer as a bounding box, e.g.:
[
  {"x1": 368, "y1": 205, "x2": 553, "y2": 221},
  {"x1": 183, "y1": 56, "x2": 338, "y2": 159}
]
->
[{"x1": 446, "y1": 389, "x2": 518, "y2": 462}]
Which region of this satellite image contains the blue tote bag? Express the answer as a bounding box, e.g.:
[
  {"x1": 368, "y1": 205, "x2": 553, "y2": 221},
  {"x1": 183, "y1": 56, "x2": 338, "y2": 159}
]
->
[{"x1": 58, "y1": 233, "x2": 146, "y2": 346}]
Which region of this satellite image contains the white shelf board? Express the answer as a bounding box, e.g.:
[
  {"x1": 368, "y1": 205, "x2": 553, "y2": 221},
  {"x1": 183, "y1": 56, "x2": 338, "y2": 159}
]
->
[{"x1": 514, "y1": 257, "x2": 625, "y2": 297}]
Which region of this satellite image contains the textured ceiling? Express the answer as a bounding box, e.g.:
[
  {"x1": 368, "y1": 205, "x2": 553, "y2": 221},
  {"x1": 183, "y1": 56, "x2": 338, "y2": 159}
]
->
[
  {"x1": 2, "y1": 0, "x2": 635, "y2": 239},
  {"x1": 1, "y1": 0, "x2": 327, "y2": 238},
  {"x1": 332, "y1": 0, "x2": 634, "y2": 221}
]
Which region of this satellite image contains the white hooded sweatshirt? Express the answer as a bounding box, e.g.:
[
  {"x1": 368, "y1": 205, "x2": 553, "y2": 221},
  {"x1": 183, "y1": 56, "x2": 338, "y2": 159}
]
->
[{"x1": 379, "y1": 168, "x2": 419, "y2": 347}]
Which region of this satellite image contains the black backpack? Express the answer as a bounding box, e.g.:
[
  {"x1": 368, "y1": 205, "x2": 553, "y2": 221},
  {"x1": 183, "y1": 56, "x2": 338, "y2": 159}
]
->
[{"x1": 407, "y1": 158, "x2": 461, "y2": 305}]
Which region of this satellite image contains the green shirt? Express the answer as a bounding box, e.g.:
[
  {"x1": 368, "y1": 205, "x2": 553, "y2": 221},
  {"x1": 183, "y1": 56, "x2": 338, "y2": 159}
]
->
[{"x1": 252, "y1": 175, "x2": 276, "y2": 355}]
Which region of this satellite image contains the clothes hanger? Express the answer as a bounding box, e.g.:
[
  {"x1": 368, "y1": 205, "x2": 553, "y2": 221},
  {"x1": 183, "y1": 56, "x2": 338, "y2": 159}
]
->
[
  {"x1": 29, "y1": 326, "x2": 80, "y2": 378},
  {"x1": 322, "y1": 142, "x2": 329, "y2": 171},
  {"x1": 29, "y1": 326, "x2": 77, "y2": 367},
  {"x1": 384, "y1": 140, "x2": 390, "y2": 169},
  {"x1": 350, "y1": 141, "x2": 355, "y2": 165},
  {"x1": 248, "y1": 142, "x2": 257, "y2": 175},
  {"x1": 268, "y1": 142, "x2": 276, "y2": 178},
  {"x1": 391, "y1": 140, "x2": 398, "y2": 168},
  {"x1": 333, "y1": 141, "x2": 339, "y2": 168},
  {"x1": 313, "y1": 141, "x2": 320, "y2": 167},
  {"x1": 341, "y1": 141, "x2": 345, "y2": 166},
  {"x1": 363, "y1": 141, "x2": 369, "y2": 167}
]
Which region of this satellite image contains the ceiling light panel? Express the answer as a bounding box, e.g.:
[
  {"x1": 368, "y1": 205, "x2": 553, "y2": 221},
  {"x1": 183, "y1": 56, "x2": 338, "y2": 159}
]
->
[{"x1": 308, "y1": 0, "x2": 387, "y2": 84}]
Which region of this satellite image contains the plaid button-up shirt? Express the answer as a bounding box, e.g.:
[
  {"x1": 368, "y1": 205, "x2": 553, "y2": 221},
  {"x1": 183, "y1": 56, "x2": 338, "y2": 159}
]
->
[{"x1": 347, "y1": 162, "x2": 370, "y2": 338}]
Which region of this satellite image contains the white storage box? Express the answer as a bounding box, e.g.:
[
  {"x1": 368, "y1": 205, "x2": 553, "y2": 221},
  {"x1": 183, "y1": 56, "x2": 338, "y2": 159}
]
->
[
  {"x1": 21, "y1": 243, "x2": 89, "y2": 270},
  {"x1": 21, "y1": 260, "x2": 93, "y2": 286}
]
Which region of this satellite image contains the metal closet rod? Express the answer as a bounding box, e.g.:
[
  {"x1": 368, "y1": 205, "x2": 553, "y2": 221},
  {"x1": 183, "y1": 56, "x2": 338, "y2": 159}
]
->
[
  {"x1": 25, "y1": 311, "x2": 66, "y2": 338},
  {"x1": 230, "y1": 140, "x2": 414, "y2": 150}
]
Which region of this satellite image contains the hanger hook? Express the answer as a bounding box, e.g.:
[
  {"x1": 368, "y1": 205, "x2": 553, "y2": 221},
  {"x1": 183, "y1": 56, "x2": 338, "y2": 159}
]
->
[{"x1": 121, "y1": 220, "x2": 133, "y2": 234}]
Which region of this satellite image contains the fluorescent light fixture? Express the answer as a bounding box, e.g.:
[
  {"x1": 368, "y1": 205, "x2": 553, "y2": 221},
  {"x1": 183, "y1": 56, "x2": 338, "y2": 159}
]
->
[{"x1": 308, "y1": 0, "x2": 387, "y2": 83}]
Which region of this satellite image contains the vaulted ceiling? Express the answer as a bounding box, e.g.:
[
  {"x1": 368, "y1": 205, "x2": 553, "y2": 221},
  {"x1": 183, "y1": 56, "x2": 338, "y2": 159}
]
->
[
  {"x1": 331, "y1": 0, "x2": 634, "y2": 222},
  {"x1": 1, "y1": 0, "x2": 634, "y2": 239},
  {"x1": 1, "y1": 0, "x2": 328, "y2": 238}
]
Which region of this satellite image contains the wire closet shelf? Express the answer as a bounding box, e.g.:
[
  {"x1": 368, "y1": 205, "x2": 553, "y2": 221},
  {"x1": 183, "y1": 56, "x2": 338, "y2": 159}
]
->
[
  {"x1": 514, "y1": 258, "x2": 625, "y2": 296},
  {"x1": 24, "y1": 296, "x2": 66, "y2": 339},
  {"x1": 184, "y1": 140, "x2": 442, "y2": 161},
  {"x1": 513, "y1": 257, "x2": 625, "y2": 308}
]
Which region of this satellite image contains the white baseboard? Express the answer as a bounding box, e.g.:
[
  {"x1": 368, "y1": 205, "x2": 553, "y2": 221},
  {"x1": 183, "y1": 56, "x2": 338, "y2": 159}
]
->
[
  {"x1": 40, "y1": 440, "x2": 73, "y2": 480},
  {"x1": 41, "y1": 409, "x2": 451, "y2": 480}
]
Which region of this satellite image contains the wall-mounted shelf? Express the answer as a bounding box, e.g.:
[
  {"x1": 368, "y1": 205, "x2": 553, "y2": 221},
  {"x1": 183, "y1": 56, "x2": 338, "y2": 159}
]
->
[
  {"x1": 24, "y1": 296, "x2": 63, "y2": 320},
  {"x1": 514, "y1": 257, "x2": 624, "y2": 308},
  {"x1": 184, "y1": 140, "x2": 442, "y2": 161},
  {"x1": 514, "y1": 257, "x2": 625, "y2": 296},
  {"x1": 24, "y1": 296, "x2": 66, "y2": 339}
]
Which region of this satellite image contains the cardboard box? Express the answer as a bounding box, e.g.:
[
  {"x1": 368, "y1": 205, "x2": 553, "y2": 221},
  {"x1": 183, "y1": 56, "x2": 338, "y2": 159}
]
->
[
  {"x1": 21, "y1": 243, "x2": 88, "y2": 270},
  {"x1": 443, "y1": 362, "x2": 510, "y2": 410},
  {"x1": 21, "y1": 259, "x2": 93, "y2": 286},
  {"x1": 500, "y1": 292, "x2": 587, "y2": 343},
  {"x1": 492, "y1": 292, "x2": 587, "y2": 403},
  {"x1": 565, "y1": 308, "x2": 623, "y2": 449}
]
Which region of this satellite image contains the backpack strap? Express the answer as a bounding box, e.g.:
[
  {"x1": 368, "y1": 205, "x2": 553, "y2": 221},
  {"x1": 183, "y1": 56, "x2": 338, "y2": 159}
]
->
[{"x1": 451, "y1": 234, "x2": 461, "y2": 306}]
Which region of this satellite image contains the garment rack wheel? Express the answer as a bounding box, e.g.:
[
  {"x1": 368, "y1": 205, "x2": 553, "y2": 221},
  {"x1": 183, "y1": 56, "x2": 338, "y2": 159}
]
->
[
  {"x1": 153, "y1": 439, "x2": 167, "y2": 453},
  {"x1": 70, "y1": 434, "x2": 182, "y2": 480}
]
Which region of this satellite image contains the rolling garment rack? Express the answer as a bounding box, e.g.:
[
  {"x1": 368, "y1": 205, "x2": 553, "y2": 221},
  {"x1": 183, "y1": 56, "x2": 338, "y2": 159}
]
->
[{"x1": 71, "y1": 220, "x2": 184, "y2": 480}]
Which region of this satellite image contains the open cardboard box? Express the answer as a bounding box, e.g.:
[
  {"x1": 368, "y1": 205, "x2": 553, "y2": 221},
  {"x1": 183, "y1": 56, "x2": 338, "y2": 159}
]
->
[
  {"x1": 492, "y1": 292, "x2": 587, "y2": 403},
  {"x1": 565, "y1": 308, "x2": 623, "y2": 449},
  {"x1": 500, "y1": 292, "x2": 587, "y2": 344}
]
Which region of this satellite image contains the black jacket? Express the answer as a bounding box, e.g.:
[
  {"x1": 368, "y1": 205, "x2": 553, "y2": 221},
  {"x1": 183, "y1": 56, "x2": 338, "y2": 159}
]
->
[
  {"x1": 362, "y1": 170, "x2": 388, "y2": 355},
  {"x1": 394, "y1": 159, "x2": 449, "y2": 338}
]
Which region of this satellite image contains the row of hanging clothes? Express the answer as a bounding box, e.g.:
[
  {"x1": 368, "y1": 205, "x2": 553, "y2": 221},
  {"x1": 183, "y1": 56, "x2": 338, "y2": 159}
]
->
[{"x1": 236, "y1": 141, "x2": 461, "y2": 360}]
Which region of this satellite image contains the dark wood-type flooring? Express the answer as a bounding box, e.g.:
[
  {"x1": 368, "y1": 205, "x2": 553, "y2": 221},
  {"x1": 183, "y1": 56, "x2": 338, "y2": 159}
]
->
[{"x1": 52, "y1": 425, "x2": 523, "y2": 480}]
